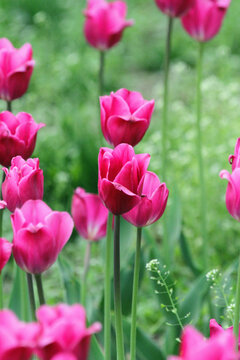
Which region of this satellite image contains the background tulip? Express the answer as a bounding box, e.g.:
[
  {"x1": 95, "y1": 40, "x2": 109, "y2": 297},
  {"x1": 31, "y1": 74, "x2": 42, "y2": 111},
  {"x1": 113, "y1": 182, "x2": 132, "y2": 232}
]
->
[
  {"x1": 0, "y1": 237, "x2": 12, "y2": 273},
  {"x1": 0, "y1": 111, "x2": 45, "y2": 167},
  {"x1": 83, "y1": 0, "x2": 133, "y2": 51},
  {"x1": 2, "y1": 156, "x2": 44, "y2": 212},
  {"x1": 0, "y1": 38, "x2": 35, "y2": 102},
  {"x1": 181, "y1": 0, "x2": 231, "y2": 42},
  {"x1": 219, "y1": 168, "x2": 240, "y2": 221},
  {"x1": 155, "y1": 0, "x2": 195, "y2": 17},
  {"x1": 71, "y1": 187, "x2": 108, "y2": 241},
  {"x1": 98, "y1": 143, "x2": 150, "y2": 215},
  {"x1": 100, "y1": 88, "x2": 155, "y2": 147},
  {"x1": 11, "y1": 199, "x2": 73, "y2": 274}
]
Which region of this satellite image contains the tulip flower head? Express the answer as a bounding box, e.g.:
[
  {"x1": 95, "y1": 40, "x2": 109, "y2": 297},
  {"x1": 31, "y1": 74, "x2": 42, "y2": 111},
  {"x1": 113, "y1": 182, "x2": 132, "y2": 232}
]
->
[
  {"x1": 229, "y1": 137, "x2": 240, "y2": 171},
  {"x1": 71, "y1": 187, "x2": 108, "y2": 241},
  {"x1": 2, "y1": 156, "x2": 44, "y2": 212},
  {"x1": 11, "y1": 200, "x2": 74, "y2": 274},
  {"x1": 210, "y1": 319, "x2": 240, "y2": 349},
  {"x1": 181, "y1": 0, "x2": 231, "y2": 42},
  {"x1": 36, "y1": 304, "x2": 101, "y2": 360},
  {"x1": 0, "y1": 111, "x2": 45, "y2": 167},
  {"x1": 220, "y1": 168, "x2": 240, "y2": 221},
  {"x1": 155, "y1": 0, "x2": 195, "y2": 17},
  {"x1": 123, "y1": 171, "x2": 169, "y2": 227},
  {"x1": 98, "y1": 143, "x2": 150, "y2": 215},
  {"x1": 100, "y1": 88, "x2": 155, "y2": 147},
  {"x1": 0, "y1": 38, "x2": 35, "y2": 102},
  {"x1": 83, "y1": 0, "x2": 134, "y2": 51},
  {"x1": 0, "y1": 237, "x2": 12, "y2": 273}
]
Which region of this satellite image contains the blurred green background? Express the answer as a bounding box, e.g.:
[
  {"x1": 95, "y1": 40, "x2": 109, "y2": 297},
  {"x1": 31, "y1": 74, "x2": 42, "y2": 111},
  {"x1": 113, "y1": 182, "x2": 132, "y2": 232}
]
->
[{"x1": 1, "y1": 0, "x2": 240, "y2": 357}]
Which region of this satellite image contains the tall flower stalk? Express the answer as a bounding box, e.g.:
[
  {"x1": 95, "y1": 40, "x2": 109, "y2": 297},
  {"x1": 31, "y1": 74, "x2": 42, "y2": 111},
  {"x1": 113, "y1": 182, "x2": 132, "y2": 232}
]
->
[
  {"x1": 234, "y1": 257, "x2": 240, "y2": 347},
  {"x1": 26, "y1": 273, "x2": 36, "y2": 320},
  {"x1": 81, "y1": 241, "x2": 91, "y2": 307},
  {"x1": 35, "y1": 274, "x2": 46, "y2": 305},
  {"x1": 99, "y1": 51, "x2": 105, "y2": 95}
]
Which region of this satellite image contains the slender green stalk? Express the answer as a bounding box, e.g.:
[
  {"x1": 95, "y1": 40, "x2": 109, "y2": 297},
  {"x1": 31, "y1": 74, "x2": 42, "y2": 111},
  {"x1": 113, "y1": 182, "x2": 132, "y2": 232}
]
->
[
  {"x1": 26, "y1": 273, "x2": 36, "y2": 320},
  {"x1": 130, "y1": 227, "x2": 142, "y2": 360},
  {"x1": 35, "y1": 274, "x2": 46, "y2": 305},
  {"x1": 196, "y1": 42, "x2": 207, "y2": 268},
  {"x1": 99, "y1": 51, "x2": 105, "y2": 95},
  {"x1": 6, "y1": 101, "x2": 12, "y2": 112},
  {"x1": 0, "y1": 171, "x2": 4, "y2": 309},
  {"x1": 81, "y1": 241, "x2": 91, "y2": 307},
  {"x1": 20, "y1": 269, "x2": 28, "y2": 320},
  {"x1": 234, "y1": 257, "x2": 240, "y2": 347},
  {"x1": 104, "y1": 212, "x2": 113, "y2": 360},
  {"x1": 0, "y1": 275, "x2": 2, "y2": 309},
  {"x1": 114, "y1": 215, "x2": 125, "y2": 360}
]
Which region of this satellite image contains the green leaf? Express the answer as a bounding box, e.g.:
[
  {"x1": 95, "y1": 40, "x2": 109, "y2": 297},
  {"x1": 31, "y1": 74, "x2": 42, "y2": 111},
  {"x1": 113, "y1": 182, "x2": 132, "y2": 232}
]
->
[
  {"x1": 179, "y1": 232, "x2": 201, "y2": 276},
  {"x1": 58, "y1": 255, "x2": 80, "y2": 304},
  {"x1": 88, "y1": 335, "x2": 104, "y2": 360}
]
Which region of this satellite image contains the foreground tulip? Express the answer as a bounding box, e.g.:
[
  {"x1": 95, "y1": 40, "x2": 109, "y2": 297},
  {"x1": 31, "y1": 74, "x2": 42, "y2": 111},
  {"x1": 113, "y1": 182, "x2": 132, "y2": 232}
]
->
[
  {"x1": 0, "y1": 38, "x2": 35, "y2": 102},
  {"x1": 36, "y1": 304, "x2": 101, "y2": 360},
  {"x1": 98, "y1": 143, "x2": 150, "y2": 215},
  {"x1": 2, "y1": 156, "x2": 44, "y2": 212},
  {"x1": 123, "y1": 171, "x2": 169, "y2": 227},
  {"x1": 0, "y1": 237, "x2": 12, "y2": 273},
  {"x1": 219, "y1": 167, "x2": 240, "y2": 221},
  {"x1": 100, "y1": 89, "x2": 155, "y2": 147},
  {"x1": 181, "y1": 0, "x2": 231, "y2": 42},
  {"x1": 0, "y1": 111, "x2": 45, "y2": 167},
  {"x1": 11, "y1": 200, "x2": 73, "y2": 274},
  {"x1": 51, "y1": 354, "x2": 77, "y2": 360},
  {"x1": 83, "y1": 0, "x2": 133, "y2": 51},
  {"x1": 229, "y1": 138, "x2": 240, "y2": 171},
  {"x1": 71, "y1": 187, "x2": 108, "y2": 241},
  {"x1": 155, "y1": 0, "x2": 195, "y2": 17},
  {"x1": 0, "y1": 309, "x2": 39, "y2": 360},
  {"x1": 168, "y1": 325, "x2": 237, "y2": 360}
]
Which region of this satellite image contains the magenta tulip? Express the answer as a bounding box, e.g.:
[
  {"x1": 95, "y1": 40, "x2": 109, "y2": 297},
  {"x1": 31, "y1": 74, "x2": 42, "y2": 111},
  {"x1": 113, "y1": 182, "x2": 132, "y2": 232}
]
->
[
  {"x1": 51, "y1": 354, "x2": 77, "y2": 360},
  {"x1": 0, "y1": 111, "x2": 45, "y2": 167},
  {"x1": 11, "y1": 200, "x2": 73, "y2": 274},
  {"x1": 181, "y1": 0, "x2": 231, "y2": 42},
  {"x1": 83, "y1": 0, "x2": 133, "y2": 51},
  {"x1": 229, "y1": 137, "x2": 240, "y2": 171},
  {"x1": 71, "y1": 187, "x2": 108, "y2": 241},
  {"x1": 155, "y1": 0, "x2": 195, "y2": 17},
  {"x1": 2, "y1": 156, "x2": 44, "y2": 212},
  {"x1": 210, "y1": 319, "x2": 240, "y2": 349},
  {"x1": 0, "y1": 38, "x2": 35, "y2": 101},
  {"x1": 0, "y1": 201, "x2": 6, "y2": 209},
  {"x1": 123, "y1": 171, "x2": 169, "y2": 227},
  {"x1": 36, "y1": 304, "x2": 101, "y2": 360},
  {"x1": 100, "y1": 88, "x2": 155, "y2": 147},
  {"x1": 98, "y1": 143, "x2": 150, "y2": 215},
  {"x1": 0, "y1": 238, "x2": 12, "y2": 273},
  {"x1": 0, "y1": 309, "x2": 39, "y2": 360},
  {"x1": 219, "y1": 168, "x2": 240, "y2": 221}
]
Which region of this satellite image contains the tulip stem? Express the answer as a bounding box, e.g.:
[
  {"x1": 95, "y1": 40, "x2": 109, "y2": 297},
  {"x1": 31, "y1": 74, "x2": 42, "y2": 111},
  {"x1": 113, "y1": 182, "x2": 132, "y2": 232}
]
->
[
  {"x1": 0, "y1": 275, "x2": 3, "y2": 309},
  {"x1": 130, "y1": 227, "x2": 142, "y2": 360},
  {"x1": 6, "y1": 101, "x2": 12, "y2": 112},
  {"x1": 26, "y1": 273, "x2": 36, "y2": 320},
  {"x1": 0, "y1": 172, "x2": 4, "y2": 310},
  {"x1": 20, "y1": 269, "x2": 28, "y2": 320},
  {"x1": 35, "y1": 274, "x2": 46, "y2": 305},
  {"x1": 104, "y1": 212, "x2": 113, "y2": 360},
  {"x1": 81, "y1": 241, "x2": 91, "y2": 307},
  {"x1": 99, "y1": 51, "x2": 105, "y2": 95},
  {"x1": 114, "y1": 215, "x2": 125, "y2": 360},
  {"x1": 196, "y1": 41, "x2": 207, "y2": 268},
  {"x1": 234, "y1": 256, "x2": 240, "y2": 347}
]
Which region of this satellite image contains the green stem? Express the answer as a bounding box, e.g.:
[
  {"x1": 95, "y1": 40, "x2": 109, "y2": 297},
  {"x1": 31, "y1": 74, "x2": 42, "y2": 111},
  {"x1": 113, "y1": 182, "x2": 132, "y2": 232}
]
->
[
  {"x1": 234, "y1": 257, "x2": 240, "y2": 347},
  {"x1": 104, "y1": 212, "x2": 113, "y2": 360},
  {"x1": 26, "y1": 273, "x2": 36, "y2": 320},
  {"x1": 114, "y1": 215, "x2": 125, "y2": 360},
  {"x1": 6, "y1": 101, "x2": 12, "y2": 112},
  {"x1": 0, "y1": 274, "x2": 3, "y2": 309},
  {"x1": 35, "y1": 274, "x2": 46, "y2": 305},
  {"x1": 0, "y1": 171, "x2": 4, "y2": 309},
  {"x1": 20, "y1": 269, "x2": 28, "y2": 320},
  {"x1": 81, "y1": 241, "x2": 91, "y2": 307},
  {"x1": 99, "y1": 51, "x2": 105, "y2": 95},
  {"x1": 130, "y1": 227, "x2": 142, "y2": 360},
  {"x1": 196, "y1": 42, "x2": 207, "y2": 269}
]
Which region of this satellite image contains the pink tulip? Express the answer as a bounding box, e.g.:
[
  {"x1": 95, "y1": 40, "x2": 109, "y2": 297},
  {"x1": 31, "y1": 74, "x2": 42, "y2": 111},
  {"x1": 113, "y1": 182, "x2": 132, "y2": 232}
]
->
[
  {"x1": 0, "y1": 38, "x2": 35, "y2": 101},
  {"x1": 155, "y1": 0, "x2": 195, "y2": 17},
  {"x1": 51, "y1": 354, "x2": 77, "y2": 360},
  {"x1": 11, "y1": 200, "x2": 74, "y2": 274},
  {"x1": 229, "y1": 138, "x2": 240, "y2": 171},
  {"x1": 168, "y1": 325, "x2": 237, "y2": 360},
  {"x1": 0, "y1": 237, "x2": 12, "y2": 273},
  {"x1": 36, "y1": 304, "x2": 101, "y2": 360},
  {"x1": 83, "y1": 0, "x2": 133, "y2": 51},
  {"x1": 0, "y1": 201, "x2": 6, "y2": 209},
  {"x1": 181, "y1": 0, "x2": 231, "y2": 42},
  {"x1": 0, "y1": 309, "x2": 39, "y2": 360},
  {"x1": 98, "y1": 143, "x2": 150, "y2": 215},
  {"x1": 123, "y1": 171, "x2": 169, "y2": 227},
  {"x1": 210, "y1": 319, "x2": 240, "y2": 349},
  {"x1": 100, "y1": 88, "x2": 155, "y2": 147},
  {"x1": 71, "y1": 187, "x2": 108, "y2": 241},
  {"x1": 2, "y1": 156, "x2": 44, "y2": 212},
  {"x1": 219, "y1": 168, "x2": 240, "y2": 221},
  {"x1": 0, "y1": 111, "x2": 45, "y2": 167}
]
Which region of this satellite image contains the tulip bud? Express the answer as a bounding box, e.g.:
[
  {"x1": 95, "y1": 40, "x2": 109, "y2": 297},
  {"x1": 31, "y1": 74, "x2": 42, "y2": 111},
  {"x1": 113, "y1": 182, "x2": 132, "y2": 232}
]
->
[
  {"x1": 155, "y1": 0, "x2": 195, "y2": 17},
  {"x1": 0, "y1": 237, "x2": 12, "y2": 273}
]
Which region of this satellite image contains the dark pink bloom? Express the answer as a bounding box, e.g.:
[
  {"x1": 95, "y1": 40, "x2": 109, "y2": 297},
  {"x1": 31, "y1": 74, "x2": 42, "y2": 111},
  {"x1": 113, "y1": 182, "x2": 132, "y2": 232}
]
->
[
  {"x1": 229, "y1": 138, "x2": 240, "y2": 171},
  {"x1": 0, "y1": 237, "x2": 12, "y2": 273},
  {"x1": 36, "y1": 304, "x2": 101, "y2": 360},
  {"x1": 100, "y1": 88, "x2": 155, "y2": 147},
  {"x1": 2, "y1": 156, "x2": 44, "y2": 212},
  {"x1": 168, "y1": 325, "x2": 236, "y2": 360},
  {"x1": 219, "y1": 168, "x2": 240, "y2": 221},
  {"x1": 98, "y1": 143, "x2": 150, "y2": 215},
  {"x1": 155, "y1": 0, "x2": 195, "y2": 17},
  {"x1": 83, "y1": 0, "x2": 133, "y2": 50},
  {"x1": 71, "y1": 187, "x2": 108, "y2": 241},
  {"x1": 0, "y1": 309, "x2": 39, "y2": 360},
  {"x1": 181, "y1": 0, "x2": 231, "y2": 42},
  {"x1": 123, "y1": 171, "x2": 169, "y2": 227},
  {"x1": 51, "y1": 354, "x2": 77, "y2": 360},
  {"x1": 0, "y1": 38, "x2": 35, "y2": 101},
  {"x1": 11, "y1": 200, "x2": 74, "y2": 274},
  {"x1": 210, "y1": 319, "x2": 240, "y2": 349},
  {"x1": 0, "y1": 111, "x2": 45, "y2": 167}
]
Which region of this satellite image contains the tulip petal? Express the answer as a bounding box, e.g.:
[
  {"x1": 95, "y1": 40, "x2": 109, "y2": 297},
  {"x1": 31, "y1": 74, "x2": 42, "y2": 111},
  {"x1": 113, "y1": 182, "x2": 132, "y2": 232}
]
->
[
  {"x1": 20, "y1": 200, "x2": 52, "y2": 225},
  {"x1": 45, "y1": 211, "x2": 73, "y2": 253}
]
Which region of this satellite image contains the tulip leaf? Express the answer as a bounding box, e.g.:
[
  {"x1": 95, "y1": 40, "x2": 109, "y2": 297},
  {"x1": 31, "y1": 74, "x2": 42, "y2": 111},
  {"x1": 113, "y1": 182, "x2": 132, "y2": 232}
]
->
[
  {"x1": 58, "y1": 255, "x2": 81, "y2": 304},
  {"x1": 179, "y1": 231, "x2": 202, "y2": 276},
  {"x1": 89, "y1": 335, "x2": 104, "y2": 360}
]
